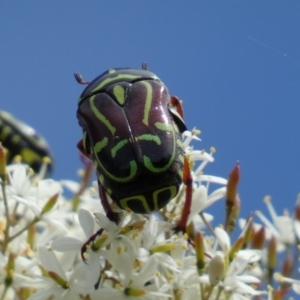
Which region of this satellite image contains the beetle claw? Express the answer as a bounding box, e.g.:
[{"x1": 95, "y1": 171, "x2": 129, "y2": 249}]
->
[
  {"x1": 81, "y1": 244, "x2": 89, "y2": 264},
  {"x1": 80, "y1": 228, "x2": 104, "y2": 263}
]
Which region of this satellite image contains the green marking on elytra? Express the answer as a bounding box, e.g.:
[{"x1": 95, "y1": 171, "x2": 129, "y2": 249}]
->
[
  {"x1": 119, "y1": 195, "x2": 151, "y2": 212},
  {"x1": 108, "y1": 69, "x2": 116, "y2": 74},
  {"x1": 20, "y1": 148, "x2": 41, "y2": 164},
  {"x1": 107, "y1": 188, "x2": 112, "y2": 195},
  {"x1": 0, "y1": 126, "x2": 12, "y2": 140},
  {"x1": 94, "y1": 137, "x2": 108, "y2": 153},
  {"x1": 178, "y1": 169, "x2": 183, "y2": 179},
  {"x1": 96, "y1": 157, "x2": 138, "y2": 183},
  {"x1": 99, "y1": 174, "x2": 105, "y2": 185},
  {"x1": 89, "y1": 96, "x2": 116, "y2": 135},
  {"x1": 12, "y1": 134, "x2": 21, "y2": 144},
  {"x1": 91, "y1": 74, "x2": 141, "y2": 94},
  {"x1": 143, "y1": 121, "x2": 176, "y2": 172},
  {"x1": 143, "y1": 154, "x2": 174, "y2": 173},
  {"x1": 142, "y1": 81, "x2": 152, "y2": 126},
  {"x1": 153, "y1": 185, "x2": 177, "y2": 211},
  {"x1": 155, "y1": 122, "x2": 172, "y2": 131},
  {"x1": 111, "y1": 139, "x2": 128, "y2": 158},
  {"x1": 138, "y1": 134, "x2": 161, "y2": 145},
  {"x1": 113, "y1": 85, "x2": 125, "y2": 105}
]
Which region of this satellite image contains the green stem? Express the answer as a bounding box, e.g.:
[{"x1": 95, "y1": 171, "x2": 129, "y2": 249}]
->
[
  {"x1": 200, "y1": 212, "x2": 216, "y2": 238},
  {"x1": 1, "y1": 179, "x2": 10, "y2": 255},
  {"x1": 9, "y1": 217, "x2": 39, "y2": 242},
  {"x1": 214, "y1": 286, "x2": 222, "y2": 300}
]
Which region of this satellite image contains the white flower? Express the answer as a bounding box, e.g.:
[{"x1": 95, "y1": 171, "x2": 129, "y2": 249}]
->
[
  {"x1": 222, "y1": 249, "x2": 262, "y2": 296},
  {"x1": 255, "y1": 196, "x2": 295, "y2": 251},
  {"x1": 90, "y1": 253, "x2": 170, "y2": 300},
  {"x1": 28, "y1": 246, "x2": 88, "y2": 300},
  {"x1": 93, "y1": 211, "x2": 137, "y2": 256},
  {"x1": 137, "y1": 215, "x2": 180, "y2": 272},
  {"x1": 52, "y1": 208, "x2": 103, "y2": 286},
  {"x1": 0, "y1": 252, "x2": 41, "y2": 299},
  {"x1": 199, "y1": 227, "x2": 263, "y2": 299},
  {"x1": 3, "y1": 164, "x2": 61, "y2": 220},
  {"x1": 0, "y1": 125, "x2": 287, "y2": 300},
  {"x1": 162, "y1": 255, "x2": 199, "y2": 300}
]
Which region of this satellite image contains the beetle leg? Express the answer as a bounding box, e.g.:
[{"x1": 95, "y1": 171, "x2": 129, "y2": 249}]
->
[
  {"x1": 170, "y1": 96, "x2": 184, "y2": 119},
  {"x1": 74, "y1": 72, "x2": 90, "y2": 85},
  {"x1": 175, "y1": 156, "x2": 193, "y2": 233},
  {"x1": 81, "y1": 228, "x2": 104, "y2": 263},
  {"x1": 80, "y1": 184, "x2": 120, "y2": 263},
  {"x1": 99, "y1": 183, "x2": 120, "y2": 224}
]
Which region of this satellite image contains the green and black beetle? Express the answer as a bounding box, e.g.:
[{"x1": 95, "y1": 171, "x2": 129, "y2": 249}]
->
[
  {"x1": 0, "y1": 111, "x2": 53, "y2": 177},
  {"x1": 75, "y1": 64, "x2": 192, "y2": 227}
]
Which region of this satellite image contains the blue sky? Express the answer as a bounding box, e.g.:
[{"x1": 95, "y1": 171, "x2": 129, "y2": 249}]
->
[{"x1": 1, "y1": 2, "x2": 300, "y2": 222}]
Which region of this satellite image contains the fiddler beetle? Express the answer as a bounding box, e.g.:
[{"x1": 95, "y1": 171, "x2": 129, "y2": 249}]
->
[
  {"x1": 0, "y1": 110, "x2": 53, "y2": 177},
  {"x1": 75, "y1": 64, "x2": 193, "y2": 258}
]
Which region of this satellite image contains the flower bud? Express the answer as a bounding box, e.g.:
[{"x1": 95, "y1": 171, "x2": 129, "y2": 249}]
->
[{"x1": 208, "y1": 253, "x2": 225, "y2": 286}]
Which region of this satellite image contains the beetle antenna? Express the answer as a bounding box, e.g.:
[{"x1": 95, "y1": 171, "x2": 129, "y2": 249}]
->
[
  {"x1": 74, "y1": 72, "x2": 90, "y2": 85},
  {"x1": 141, "y1": 62, "x2": 148, "y2": 70}
]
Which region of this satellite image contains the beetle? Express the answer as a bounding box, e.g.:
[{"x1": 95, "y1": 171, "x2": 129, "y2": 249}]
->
[
  {"x1": 0, "y1": 110, "x2": 53, "y2": 177},
  {"x1": 75, "y1": 64, "x2": 192, "y2": 231}
]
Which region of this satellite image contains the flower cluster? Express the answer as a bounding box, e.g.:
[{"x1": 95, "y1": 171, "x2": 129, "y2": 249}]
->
[{"x1": 0, "y1": 130, "x2": 298, "y2": 299}]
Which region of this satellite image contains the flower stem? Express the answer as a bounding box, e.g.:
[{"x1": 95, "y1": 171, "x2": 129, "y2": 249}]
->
[
  {"x1": 1, "y1": 178, "x2": 10, "y2": 255},
  {"x1": 9, "y1": 217, "x2": 39, "y2": 242}
]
